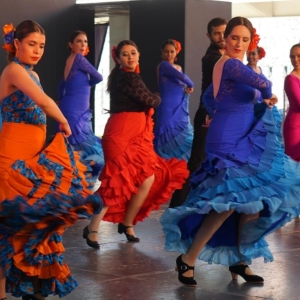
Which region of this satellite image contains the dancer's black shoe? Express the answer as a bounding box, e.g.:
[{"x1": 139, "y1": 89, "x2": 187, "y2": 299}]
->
[
  {"x1": 175, "y1": 255, "x2": 197, "y2": 286},
  {"x1": 83, "y1": 225, "x2": 100, "y2": 249},
  {"x1": 22, "y1": 291, "x2": 45, "y2": 300},
  {"x1": 118, "y1": 223, "x2": 140, "y2": 242},
  {"x1": 229, "y1": 264, "x2": 264, "y2": 283}
]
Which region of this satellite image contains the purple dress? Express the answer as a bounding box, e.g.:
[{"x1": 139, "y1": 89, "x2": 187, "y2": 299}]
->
[
  {"x1": 57, "y1": 54, "x2": 104, "y2": 180},
  {"x1": 154, "y1": 61, "x2": 194, "y2": 161},
  {"x1": 161, "y1": 58, "x2": 300, "y2": 266}
]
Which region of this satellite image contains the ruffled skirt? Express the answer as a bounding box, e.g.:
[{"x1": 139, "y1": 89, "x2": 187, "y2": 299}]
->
[
  {"x1": 154, "y1": 93, "x2": 193, "y2": 161},
  {"x1": 161, "y1": 105, "x2": 300, "y2": 266},
  {"x1": 0, "y1": 122, "x2": 102, "y2": 297},
  {"x1": 98, "y1": 108, "x2": 189, "y2": 224},
  {"x1": 57, "y1": 109, "x2": 105, "y2": 181}
]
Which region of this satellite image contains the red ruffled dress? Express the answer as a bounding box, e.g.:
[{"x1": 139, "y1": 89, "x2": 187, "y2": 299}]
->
[{"x1": 97, "y1": 69, "x2": 189, "y2": 224}]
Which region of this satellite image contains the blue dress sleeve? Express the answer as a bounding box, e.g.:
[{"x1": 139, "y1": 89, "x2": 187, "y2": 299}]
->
[
  {"x1": 225, "y1": 59, "x2": 272, "y2": 99},
  {"x1": 202, "y1": 84, "x2": 215, "y2": 116},
  {"x1": 74, "y1": 54, "x2": 103, "y2": 86},
  {"x1": 159, "y1": 61, "x2": 194, "y2": 87}
]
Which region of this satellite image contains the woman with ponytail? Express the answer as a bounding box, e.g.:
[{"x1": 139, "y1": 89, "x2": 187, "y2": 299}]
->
[
  {"x1": 0, "y1": 20, "x2": 102, "y2": 300},
  {"x1": 83, "y1": 40, "x2": 188, "y2": 248}
]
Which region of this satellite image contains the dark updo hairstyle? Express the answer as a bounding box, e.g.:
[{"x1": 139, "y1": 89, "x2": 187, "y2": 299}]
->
[
  {"x1": 107, "y1": 39, "x2": 139, "y2": 92},
  {"x1": 161, "y1": 39, "x2": 177, "y2": 52},
  {"x1": 224, "y1": 16, "x2": 254, "y2": 40},
  {"x1": 68, "y1": 30, "x2": 87, "y2": 51},
  {"x1": 8, "y1": 20, "x2": 45, "y2": 62}
]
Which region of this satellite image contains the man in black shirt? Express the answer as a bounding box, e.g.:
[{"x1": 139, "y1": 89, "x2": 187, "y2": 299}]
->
[{"x1": 169, "y1": 17, "x2": 227, "y2": 208}]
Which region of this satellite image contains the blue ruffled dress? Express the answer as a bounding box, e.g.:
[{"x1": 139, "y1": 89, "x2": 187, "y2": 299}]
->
[
  {"x1": 154, "y1": 61, "x2": 194, "y2": 161},
  {"x1": 161, "y1": 58, "x2": 300, "y2": 266},
  {"x1": 57, "y1": 54, "x2": 104, "y2": 181}
]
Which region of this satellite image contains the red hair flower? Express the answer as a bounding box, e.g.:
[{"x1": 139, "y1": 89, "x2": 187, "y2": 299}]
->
[
  {"x1": 173, "y1": 40, "x2": 182, "y2": 54},
  {"x1": 2, "y1": 43, "x2": 14, "y2": 53},
  {"x1": 3, "y1": 23, "x2": 15, "y2": 34},
  {"x1": 258, "y1": 46, "x2": 266, "y2": 60},
  {"x1": 111, "y1": 46, "x2": 118, "y2": 64},
  {"x1": 2, "y1": 22, "x2": 15, "y2": 53},
  {"x1": 248, "y1": 28, "x2": 260, "y2": 52}
]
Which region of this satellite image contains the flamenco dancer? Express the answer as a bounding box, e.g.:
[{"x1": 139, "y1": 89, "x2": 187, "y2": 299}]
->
[
  {"x1": 0, "y1": 21, "x2": 102, "y2": 300},
  {"x1": 161, "y1": 17, "x2": 300, "y2": 286},
  {"x1": 83, "y1": 40, "x2": 188, "y2": 249}
]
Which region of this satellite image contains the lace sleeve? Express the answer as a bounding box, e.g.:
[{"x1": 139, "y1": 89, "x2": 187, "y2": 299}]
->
[
  {"x1": 202, "y1": 84, "x2": 215, "y2": 116},
  {"x1": 159, "y1": 61, "x2": 194, "y2": 87},
  {"x1": 75, "y1": 54, "x2": 103, "y2": 86},
  {"x1": 226, "y1": 59, "x2": 272, "y2": 99},
  {"x1": 57, "y1": 79, "x2": 65, "y2": 101},
  {"x1": 123, "y1": 72, "x2": 161, "y2": 108}
]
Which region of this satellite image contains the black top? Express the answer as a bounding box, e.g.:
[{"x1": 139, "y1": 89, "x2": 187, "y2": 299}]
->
[
  {"x1": 200, "y1": 44, "x2": 222, "y2": 107},
  {"x1": 110, "y1": 69, "x2": 161, "y2": 113}
]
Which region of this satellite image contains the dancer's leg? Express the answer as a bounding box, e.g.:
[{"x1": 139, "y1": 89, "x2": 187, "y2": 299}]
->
[
  {"x1": 87, "y1": 206, "x2": 108, "y2": 242},
  {"x1": 122, "y1": 174, "x2": 155, "y2": 236},
  {"x1": 181, "y1": 209, "x2": 234, "y2": 277},
  {"x1": 235, "y1": 212, "x2": 260, "y2": 276}
]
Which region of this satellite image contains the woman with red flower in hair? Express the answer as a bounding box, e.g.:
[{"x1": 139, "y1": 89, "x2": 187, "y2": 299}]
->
[
  {"x1": 56, "y1": 30, "x2": 104, "y2": 186},
  {"x1": 0, "y1": 21, "x2": 102, "y2": 300},
  {"x1": 247, "y1": 45, "x2": 266, "y2": 74},
  {"x1": 82, "y1": 40, "x2": 188, "y2": 249},
  {"x1": 161, "y1": 16, "x2": 300, "y2": 287},
  {"x1": 154, "y1": 39, "x2": 194, "y2": 162}
]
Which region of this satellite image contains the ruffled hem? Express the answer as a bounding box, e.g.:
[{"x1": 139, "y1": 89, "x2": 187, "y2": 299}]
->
[
  {"x1": 154, "y1": 122, "x2": 193, "y2": 161},
  {"x1": 1, "y1": 193, "x2": 101, "y2": 297},
  {"x1": 72, "y1": 134, "x2": 105, "y2": 181},
  {"x1": 161, "y1": 106, "x2": 300, "y2": 265},
  {"x1": 56, "y1": 109, "x2": 105, "y2": 181},
  {"x1": 99, "y1": 108, "x2": 189, "y2": 224},
  {"x1": 0, "y1": 132, "x2": 103, "y2": 297}
]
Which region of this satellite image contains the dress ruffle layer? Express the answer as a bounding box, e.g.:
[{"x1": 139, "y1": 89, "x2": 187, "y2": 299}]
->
[
  {"x1": 57, "y1": 109, "x2": 105, "y2": 181},
  {"x1": 0, "y1": 131, "x2": 102, "y2": 297},
  {"x1": 161, "y1": 106, "x2": 300, "y2": 266},
  {"x1": 154, "y1": 121, "x2": 193, "y2": 161},
  {"x1": 154, "y1": 93, "x2": 193, "y2": 161},
  {"x1": 99, "y1": 108, "x2": 189, "y2": 224}
]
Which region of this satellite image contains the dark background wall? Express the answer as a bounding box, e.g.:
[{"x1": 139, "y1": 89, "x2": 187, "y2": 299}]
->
[
  {"x1": 129, "y1": 0, "x2": 231, "y2": 122},
  {"x1": 0, "y1": 0, "x2": 95, "y2": 136},
  {"x1": 130, "y1": 0, "x2": 185, "y2": 94}
]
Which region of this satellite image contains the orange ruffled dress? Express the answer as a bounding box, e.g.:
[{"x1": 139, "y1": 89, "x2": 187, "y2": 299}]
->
[
  {"x1": 0, "y1": 57, "x2": 102, "y2": 298},
  {"x1": 98, "y1": 69, "x2": 188, "y2": 224}
]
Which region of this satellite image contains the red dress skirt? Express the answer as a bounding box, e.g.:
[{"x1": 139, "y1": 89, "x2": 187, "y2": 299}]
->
[{"x1": 98, "y1": 108, "x2": 189, "y2": 224}]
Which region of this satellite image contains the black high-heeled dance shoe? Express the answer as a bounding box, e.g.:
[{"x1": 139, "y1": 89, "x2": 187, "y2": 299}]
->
[
  {"x1": 229, "y1": 264, "x2": 264, "y2": 283},
  {"x1": 175, "y1": 255, "x2": 197, "y2": 286},
  {"x1": 82, "y1": 225, "x2": 100, "y2": 249},
  {"x1": 22, "y1": 291, "x2": 45, "y2": 300},
  {"x1": 118, "y1": 223, "x2": 140, "y2": 242}
]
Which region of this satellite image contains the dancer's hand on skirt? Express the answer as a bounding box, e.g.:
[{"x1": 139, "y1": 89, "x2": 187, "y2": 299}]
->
[{"x1": 59, "y1": 122, "x2": 72, "y2": 137}]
